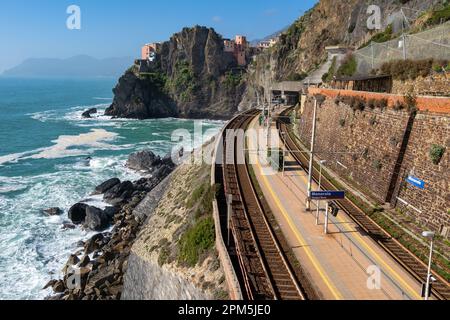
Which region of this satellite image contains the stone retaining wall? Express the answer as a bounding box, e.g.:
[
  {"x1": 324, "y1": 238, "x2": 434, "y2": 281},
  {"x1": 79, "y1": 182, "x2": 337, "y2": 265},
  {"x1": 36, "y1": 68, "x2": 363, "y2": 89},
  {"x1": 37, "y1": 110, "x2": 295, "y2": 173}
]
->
[{"x1": 298, "y1": 90, "x2": 449, "y2": 236}]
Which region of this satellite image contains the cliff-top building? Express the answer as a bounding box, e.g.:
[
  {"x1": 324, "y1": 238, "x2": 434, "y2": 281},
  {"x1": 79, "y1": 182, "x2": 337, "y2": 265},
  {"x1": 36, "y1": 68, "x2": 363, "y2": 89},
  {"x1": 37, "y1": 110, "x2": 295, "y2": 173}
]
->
[
  {"x1": 258, "y1": 37, "x2": 279, "y2": 50},
  {"x1": 223, "y1": 35, "x2": 248, "y2": 66},
  {"x1": 141, "y1": 43, "x2": 161, "y2": 61}
]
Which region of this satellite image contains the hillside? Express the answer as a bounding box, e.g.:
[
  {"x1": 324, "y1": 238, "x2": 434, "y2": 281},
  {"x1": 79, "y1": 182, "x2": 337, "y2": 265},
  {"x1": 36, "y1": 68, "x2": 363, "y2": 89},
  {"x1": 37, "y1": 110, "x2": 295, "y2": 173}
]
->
[{"x1": 240, "y1": 0, "x2": 441, "y2": 108}]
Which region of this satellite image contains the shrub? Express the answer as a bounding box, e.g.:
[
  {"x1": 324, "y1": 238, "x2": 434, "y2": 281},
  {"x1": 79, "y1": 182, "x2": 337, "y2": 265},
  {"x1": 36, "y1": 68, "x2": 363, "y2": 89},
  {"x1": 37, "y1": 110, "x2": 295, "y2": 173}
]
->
[
  {"x1": 404, "y1": 92, "x2": 418, "y2": 114},
  {"x1": 430, "y1": 144, "x2": 445, "y2": 165},
  {"x1": 323, "y1": 57, "x2": 337, "y2": 83},
  {"x1": 393, "y1": 100, "x2": 405, "y2": 111},
  {"x1": 367, "y1": 98, "x2": 376, "y2": 110},
  {"x1": 445, "y1": 62, "x2": 450, "y2": 72},
  {"x1": 288, "y1": 72, "x2": 308, "y2": 81},
  {"x1": 360, "y1": 24, "x2": 394, "y2": 48},
  {"x1": 349, "y1": 96, "x2": 365, "y2": 111},
  {"x1": 424, "y1": 3, "x2": 450, "y2": 27},
  {"x1": 432, "y1": 60, "x2": 448, "y2": 73},
  {"x1": 371, "y1": 24, "x2": 393, "y2": 42},
  {"x1": 339, "y1": 119, "x2": 346, "y2": 127},
  {"x1": 224, "y1": 71, "x2": 243, "y2": 89},
  {"x1": 380, "y1": 59, "x2": 435, "y2": 80},
  {"x1": 337, "y1": 53, "x2": 357, "y2": 77},
  {"x1": 376, "y1": 98, "x2": 388, "y2": 110},
  {"x1": 178, "y1": 217, "x2": 215, "y2": 266}
]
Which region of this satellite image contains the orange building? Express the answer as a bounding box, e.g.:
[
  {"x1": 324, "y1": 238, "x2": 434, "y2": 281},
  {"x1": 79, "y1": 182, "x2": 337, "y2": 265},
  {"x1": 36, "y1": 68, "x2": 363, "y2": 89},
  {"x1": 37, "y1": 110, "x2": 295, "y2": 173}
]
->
[{"x1": 141, "y1": 43, "x2": 161, "y2": 60}]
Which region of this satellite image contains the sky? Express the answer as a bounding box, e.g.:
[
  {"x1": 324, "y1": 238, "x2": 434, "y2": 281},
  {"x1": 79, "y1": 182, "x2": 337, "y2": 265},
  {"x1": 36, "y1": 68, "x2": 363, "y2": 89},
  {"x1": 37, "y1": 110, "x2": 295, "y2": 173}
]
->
[{"x1": 0, "y1": 0, "x2": 317, "y2": 73}]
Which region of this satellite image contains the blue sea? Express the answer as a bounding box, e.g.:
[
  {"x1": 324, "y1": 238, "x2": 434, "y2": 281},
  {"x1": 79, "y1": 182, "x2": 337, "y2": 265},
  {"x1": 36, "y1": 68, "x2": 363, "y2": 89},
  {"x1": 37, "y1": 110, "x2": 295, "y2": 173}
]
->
[{"x1": 0, "y1": 77, "x2": 224, "y2": 300}]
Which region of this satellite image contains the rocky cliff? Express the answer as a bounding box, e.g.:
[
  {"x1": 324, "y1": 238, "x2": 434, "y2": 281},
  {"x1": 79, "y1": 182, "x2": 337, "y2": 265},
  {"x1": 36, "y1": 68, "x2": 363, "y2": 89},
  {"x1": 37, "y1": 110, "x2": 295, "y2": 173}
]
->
[
  {"x1": 106, "y1": 26, "x2": 246, "y2": 120},
  {"x1": 240, "y1": 0, "x2": 440, "y2": 108}
]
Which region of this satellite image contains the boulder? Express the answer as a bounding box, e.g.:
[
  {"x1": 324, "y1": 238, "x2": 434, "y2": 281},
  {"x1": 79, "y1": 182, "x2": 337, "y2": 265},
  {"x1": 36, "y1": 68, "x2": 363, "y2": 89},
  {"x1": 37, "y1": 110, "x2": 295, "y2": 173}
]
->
[
  {"x1": 126, "y1": 150, "x2": 162, "y2": 172},
  {"x1": 52, "y1": 280, "x2": 66, "y2": 293},
  {"x1": 103, "y1": 181, "x2": 134, "y2": 205},
  {"x1": 82, "y1": 108, "x2": 97, "y2": 119},
  {"x1": 84, "y1": 233, "x2": 105, "y2": 255},
  {"x1": 84, "y1": 206, "x2": 111, "y2": 231},
  {"x1": 94, "y1": 178, "x2": 121, "y2": 195},
  {"x1": 44, "y1": 207, "x2": 63, "y2": 216},
  {"x1": 68, "y1": 203, "x2": 88, "y2": 224},
  {"x1": 43, "y1": 279, "x2": 58, "y2": 290},
  {"x1": 78, "y1": 255, "x2": 91, "y2": 268},
  {"x1": 62, "y1": 222, "x2": 76, "y2": 230},
  {"x1": 104, "y1": 206, "x2": 119, "y2": 219},
  {"x1": 67, "y1": 254, "x2": 80, "y2": 266}
]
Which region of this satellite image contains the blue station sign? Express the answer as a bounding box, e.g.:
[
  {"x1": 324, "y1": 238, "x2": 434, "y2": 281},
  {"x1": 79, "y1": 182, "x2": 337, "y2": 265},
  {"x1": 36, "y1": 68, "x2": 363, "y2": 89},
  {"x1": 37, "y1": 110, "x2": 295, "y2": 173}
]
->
[
  {"x1": 310, "y1": 191, "x2": 345, "y2": 200},
  {"x1": 406, "y1": 176, "x2": 425, "y2": 189}
]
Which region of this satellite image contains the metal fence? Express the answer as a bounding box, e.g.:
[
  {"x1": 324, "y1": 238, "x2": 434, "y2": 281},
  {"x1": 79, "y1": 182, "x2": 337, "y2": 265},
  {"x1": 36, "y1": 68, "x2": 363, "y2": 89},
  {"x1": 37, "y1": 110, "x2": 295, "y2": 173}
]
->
[{"x1": 354, "y1": 22, "x2": 450, "y2": 75}]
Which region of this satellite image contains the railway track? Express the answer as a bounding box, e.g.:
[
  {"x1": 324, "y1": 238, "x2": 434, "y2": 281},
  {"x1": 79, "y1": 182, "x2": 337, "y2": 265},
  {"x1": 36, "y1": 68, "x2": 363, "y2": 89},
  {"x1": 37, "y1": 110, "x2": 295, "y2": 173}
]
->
[
  {"x1": 221, "y1": 109, "x2": 306, "y2": 300},
  {"x1": 277, "y1": 107, "x2": 450, "y2": 300}
]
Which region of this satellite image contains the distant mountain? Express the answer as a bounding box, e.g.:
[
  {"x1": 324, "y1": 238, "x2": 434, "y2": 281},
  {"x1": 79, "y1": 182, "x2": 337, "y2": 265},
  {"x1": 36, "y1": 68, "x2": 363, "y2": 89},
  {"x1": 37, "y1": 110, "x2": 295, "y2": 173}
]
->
[
  {"x1": 2, "y1": 55, "x2": 133, "y2": 77},
  {"x1": 250, "y1": 26, "x2": 289, "y2": 46}
]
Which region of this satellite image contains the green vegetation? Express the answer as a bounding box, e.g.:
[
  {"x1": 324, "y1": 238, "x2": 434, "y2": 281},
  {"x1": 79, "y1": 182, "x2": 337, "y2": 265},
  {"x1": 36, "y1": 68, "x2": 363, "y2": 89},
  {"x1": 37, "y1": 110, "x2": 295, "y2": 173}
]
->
[
  {"x1": 360, "y1": 24, "x2": 394, "y2": 48},
  {"x1": 177, "y1": 175, "x2": 218, "y2": 266},
  {"x1": 379, "y1": 59, "x2": 437, "y2": 81},
  {"x1": 369, "y1": 24, "x2": 394, "y2": 43},
  {"x1": 430, "y1": 144, "x2": 446, "y2": 165},
  {"x1": 423, "y1": 3, "x2": 450, "y2": 27},
  {"x1": 178, "y1": 216, "x2": 215, "y2": 267},
  {"x1": 140, "y1": 72, "x2": 168, "y2": 92},
  {"x1": 224, "y1": 71, "x2": 243, "y2": 89},
  {"x1": 287, "y1": 72, "x2": 308, "y2": 81},
  {"x1": 167, "y1": 60, "x2": 199, "y2": 102},
  {"x1": 322, "y1": 56, "x2": 337, "y2": 83},
  {"x1": 336, "y1": 54, "x2": 357, "y2": 77}
]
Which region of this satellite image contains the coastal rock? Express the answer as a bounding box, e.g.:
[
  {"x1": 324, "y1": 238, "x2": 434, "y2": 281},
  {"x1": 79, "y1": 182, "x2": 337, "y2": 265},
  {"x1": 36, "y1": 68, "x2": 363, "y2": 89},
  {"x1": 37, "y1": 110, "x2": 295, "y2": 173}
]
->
[
  {"x1": 68, "y1": 203, "x2": 89, "y2": 224},
  {"x1": 104, "y1": 206, "x2": 119, "y2": 219},
  {"x1": 105, "y1": 26, "x2": 245, "y2": 120},
  {"x1": 126, "y1": 150, "x2": 161, "y2": 172},
  {"x1": 44, "y1": 207, "x2": 63, "y2": 216},
  {"x1": 84, "y1": 233, "x2": 105, "y2": 255},
  {"x1": 82, "y1": 108, "x2": 97, "y2": 118},
  {"x1": 67, "y1": 254, "x2": 80, "y2": 266},
  {"x1": 78, "y1": 255, "x2": 91, "y2": 268},
  {"x1": 84, "y1": 206, "x2": 111, "y2": 231},
  {"x1": 105, "y1": 70, "x2": 178, "y2": 119},
  {"x1": 94, "y1": 178, "x2": 121, "y2": 195},
  {"x1": 62, "y1": 222, "x2": 76, "y2": 230},
  {"x1": 52, "y1": 280, "x2": 66, "y2": 293},
  {"x1": 43, "y1": 280, "x2": 58, "y2": 290},
  {"x1": 103, "y1": 181, "x2": 135, "y2": 205}
]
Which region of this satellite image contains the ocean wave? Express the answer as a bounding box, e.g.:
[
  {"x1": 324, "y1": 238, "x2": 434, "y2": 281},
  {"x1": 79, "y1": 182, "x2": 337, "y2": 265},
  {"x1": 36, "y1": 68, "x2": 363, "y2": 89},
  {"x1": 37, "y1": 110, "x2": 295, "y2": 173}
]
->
[
  {"x1": 0, "y1": 153, "x2": 142, "y2": 299},
  {"x1": 0, "y1": 129, "x2": 119, "y2": 166}
]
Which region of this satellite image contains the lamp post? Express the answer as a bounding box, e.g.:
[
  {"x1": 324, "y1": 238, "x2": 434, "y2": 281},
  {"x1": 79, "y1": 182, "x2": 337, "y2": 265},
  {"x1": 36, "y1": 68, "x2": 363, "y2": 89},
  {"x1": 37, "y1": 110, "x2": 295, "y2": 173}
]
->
[
  {"x1": 422, "y1": 231, "x2": 435, "y2": 301},
  {"x1": 306, "y1": 96, "x2": 318, "y2": 210},
  {"x1": 316, "y1": 160, "x2": 326, "y2": 225}
]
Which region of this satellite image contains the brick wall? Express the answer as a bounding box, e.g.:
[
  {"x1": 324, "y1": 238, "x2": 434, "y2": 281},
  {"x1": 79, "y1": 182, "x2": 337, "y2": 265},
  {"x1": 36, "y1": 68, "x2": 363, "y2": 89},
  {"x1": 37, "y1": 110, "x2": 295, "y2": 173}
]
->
[{"x1": 298, "y1": 93, "x2": 449, "y2": 236}]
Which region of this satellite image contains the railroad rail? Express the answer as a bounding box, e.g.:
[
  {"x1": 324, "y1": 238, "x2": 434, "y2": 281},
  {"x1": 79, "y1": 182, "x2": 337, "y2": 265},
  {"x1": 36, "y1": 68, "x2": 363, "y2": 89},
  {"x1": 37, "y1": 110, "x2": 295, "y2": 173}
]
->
[
  {"x1": 277, "y1": 107, "x2": 450, "y2": 300},
  {"x1": 220, "y1": 109, "x2": 305, "y2": 300}
]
